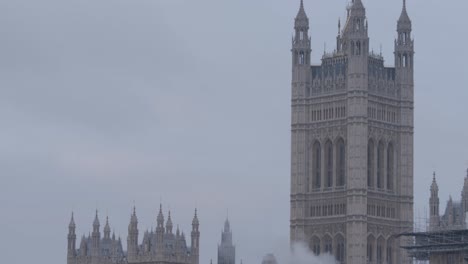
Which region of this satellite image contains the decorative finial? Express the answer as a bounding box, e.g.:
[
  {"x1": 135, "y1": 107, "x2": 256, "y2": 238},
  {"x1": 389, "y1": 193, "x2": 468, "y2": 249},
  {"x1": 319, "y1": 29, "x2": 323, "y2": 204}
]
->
[
  {"x1": 338, "y1": 18, "x2": 341, "y2": 34},
  {"x1": 403, "y1": 0, "x2": 407, "y2": 11}
]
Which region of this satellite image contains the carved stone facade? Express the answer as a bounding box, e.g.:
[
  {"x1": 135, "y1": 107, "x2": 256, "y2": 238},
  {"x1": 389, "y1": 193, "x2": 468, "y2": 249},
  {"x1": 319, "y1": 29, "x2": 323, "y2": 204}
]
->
[
  {"x1": 67, "y1": 206, "x2": 200, "y2": 264},
  {"x1": 290, "y1": 1, "x2": 414, "y2": 263},
  {"x1": 429, "y1": 170, "x2": 468, "y2": 231}
]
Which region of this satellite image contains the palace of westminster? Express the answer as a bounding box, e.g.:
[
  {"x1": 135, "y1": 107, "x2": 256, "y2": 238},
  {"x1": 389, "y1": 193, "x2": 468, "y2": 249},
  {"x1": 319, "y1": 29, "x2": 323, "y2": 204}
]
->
[{"x1": 66, "y1": 1, "x2": 467, "y2": 263}]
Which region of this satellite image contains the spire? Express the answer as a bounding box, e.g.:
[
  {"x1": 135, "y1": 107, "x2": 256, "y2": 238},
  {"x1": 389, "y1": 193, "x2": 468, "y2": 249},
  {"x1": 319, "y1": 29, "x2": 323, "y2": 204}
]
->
[
  {"x1": 104, "y1": 216, "x2": 111, "y2": 238},
  {"x1": 157, "y1": 204, "x2": 164, "y2": 227},
  {"x1": 93, "y1": 210, "x2": 100, "y2": 228},
  {"x1": 224, "y1": 218, "x2": 230, "y2": 232},
  {"x1": 294, "y1": 0, "x2": 309, "y2": 29},
  {"x1": 166, "y1": 211, "x2": 173, "y2": 233},
  {"x1": 192, "y1": 208, "x2": 199, "y2": 227},
  {"x1": 398, "y1": 0, "x2": 411, "y2": 30},
  {"x1": 338, "y1": 18, "x2": 341, "y2": 35},
  {"x1": 69, "y1": 212, "x2": 76, "y2": 229},
  {"x1": 130, "y1": 206, "x2": 137, "y2": 224},
  {"x1": 431, "y1": 172, "x2": 439, "y2": 192}
]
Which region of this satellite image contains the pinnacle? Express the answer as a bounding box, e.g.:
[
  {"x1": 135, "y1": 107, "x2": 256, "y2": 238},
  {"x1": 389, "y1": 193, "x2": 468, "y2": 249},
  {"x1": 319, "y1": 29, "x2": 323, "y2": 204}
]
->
[
  {"x1": 295, "y1": 0, "x2": 308, "y2": 22},
  {"x1": 69, "y1": 212, "x2": 76, "y2": 227},
  {"x1": 398, "y1": 0, "x2": 411, "y2": 24},
  {"x1": 93, "y1": 210, "x2": 100, "y2": 226}
]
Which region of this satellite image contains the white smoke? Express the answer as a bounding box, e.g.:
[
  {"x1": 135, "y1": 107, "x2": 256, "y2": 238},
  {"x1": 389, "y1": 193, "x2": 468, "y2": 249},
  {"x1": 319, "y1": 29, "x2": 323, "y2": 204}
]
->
[{"x1": 270, "y1": 241, "x2": 337, "y2": 264}]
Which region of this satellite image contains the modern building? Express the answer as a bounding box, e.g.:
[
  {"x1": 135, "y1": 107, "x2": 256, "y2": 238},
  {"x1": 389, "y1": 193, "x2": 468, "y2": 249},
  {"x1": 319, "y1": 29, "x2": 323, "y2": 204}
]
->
[
  {"x1": 289, "y1": 0, "x2": 414, "y2": 263},
  {"x1": 217, "y1": 218, "x2": 235, "y2": 264},
  {"x1": 67, "y1": 205, "x2": 200, "y2": 264}
]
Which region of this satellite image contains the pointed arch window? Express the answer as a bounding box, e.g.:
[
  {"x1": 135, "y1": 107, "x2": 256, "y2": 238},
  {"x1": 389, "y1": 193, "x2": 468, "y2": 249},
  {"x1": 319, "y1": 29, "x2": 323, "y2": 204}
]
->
[
  {"x1": 386, "y1": 239, "x2": 394, "y2": 264},
  {"x1": 299, "y1": 52, "x2": 305, "y2": 65},
  {"x1": 310, "y1": 237, "x2": 321, "y2": 255},
  {"x1": 377, "y1": 238, "x2": 384, "y2": 264},
  {"x1": 335, "y1": 235, "x2": 345, "y2": 262},
  {"x1": 367, "y1": 140, "x2": 375, "y2": 188},
  {"x1": 387, "y1": 143, "x2": 394, "y2": 190},
  {"x1": 336, "y1": 138, "x2": 346, "y2": 186},
  {"x1": 367, "y1": 236, "x2": 375, "y2": 263},
  {"x1": 325, "y1": 140, "x2": 333, "y2": 188},
  {"x1": 312, "y1": 141, "x2": 321, "y2": 189},
  {"x1": 324, "y1": 236, "x2": 332, "y2": 254},
  {"x1": 377, "y1": 141, "x2": 384, "y2": 189}
]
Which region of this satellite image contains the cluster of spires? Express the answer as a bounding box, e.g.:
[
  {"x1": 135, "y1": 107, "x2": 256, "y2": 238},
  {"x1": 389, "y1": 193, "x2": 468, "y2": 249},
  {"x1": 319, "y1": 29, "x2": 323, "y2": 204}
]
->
[
  {"x1": 68, "y1": 204, "x2": 200, "y2": 256},
  {"x1": 294, "y1": 0, "x2": 412, "y2": 57}
]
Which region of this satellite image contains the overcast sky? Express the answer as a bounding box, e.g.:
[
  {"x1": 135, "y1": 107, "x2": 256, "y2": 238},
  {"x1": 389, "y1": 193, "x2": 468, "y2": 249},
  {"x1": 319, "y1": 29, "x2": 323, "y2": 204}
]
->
[{"x1": 1, "y1": 0, "x2": 468, "y2": 264}]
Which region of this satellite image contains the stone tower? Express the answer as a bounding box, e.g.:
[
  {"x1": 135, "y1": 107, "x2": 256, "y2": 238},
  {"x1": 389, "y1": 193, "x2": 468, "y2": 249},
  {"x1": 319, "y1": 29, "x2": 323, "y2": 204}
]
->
[
  {"x1": 290, "y1": 1, "x2": 414, "y2": 263},
  {"x1": 217, "y1": 218, "x2": 235, "y2": 264},
  {"x1": 68, "y1": 213, "x2": 77, "y2": 261},
  {"x1": 429, "y1": 173, "x2": 440, "y2": 230},
  {"x1": 191, "y1": 209, "x2": 200, "y2": 264}
]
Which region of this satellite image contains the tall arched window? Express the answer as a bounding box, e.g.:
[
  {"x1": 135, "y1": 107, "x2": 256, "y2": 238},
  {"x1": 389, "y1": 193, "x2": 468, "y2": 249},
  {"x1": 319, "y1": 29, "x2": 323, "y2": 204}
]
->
[
  {"x1": 299, "y1": 52, "x2": 305, "y2": 65},
  {"x1": 351, "y1": 41, "x2": 355, "y2": 55},
  {"x1": 377, "y1": 141, "x2": 384, "y2": 189},
  {"x1": 335, "y1": 235, "x2": 345, "y2": 263},
  {"x1": 367, "y1": 140, "x2": 375, "y2": 188},
  {"x1": 310, "y1": 236, "x2": 321, "y2": 255},
  {"x1": 377, "y1": 237, "x2": 385, "y2": 264},
  {"x1": 387, "y1": 143, "x2": 394, "y2": 190},
  {"x1": 336, "y1": 138, "x2": 346, "y2": 187},
  {"x1": 313, "y1": 141, "x2": 321, "y2": 189},
  {"x1": 386, "y1": 238, "x2": 394, "y2": 264},
  {"x1": 367, "y1": 236, "x2": 375, "y2": 263},
  {"x1": 325, "y1": 140, "x2": 333, "y2": 188},
  {"x1": 323, "y1": 235, "x2": 333, "y2": 254}
]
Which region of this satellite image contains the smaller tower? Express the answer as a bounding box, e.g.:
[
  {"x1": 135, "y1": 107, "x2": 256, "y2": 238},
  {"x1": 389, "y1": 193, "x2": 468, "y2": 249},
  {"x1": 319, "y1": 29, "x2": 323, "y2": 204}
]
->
[
  {"x1": 447, "y1": 196, "x2": 454, "y2": 226},
  {"x1": 217, "y1": 218, "x2": 235, "y2": 264},
  {"x1": 156, "y1": 204, "x2": 165, "y2": 253},
  {"x1": 127, "y1": 206, "x2": 139, "y2": 259},
  {"x1": 91, "y1": 210, "x2": 101, "y2": 256},
  {"x1": 104, "y1": 216, "x2": 111, "y2": 240},
  {"x1": 429, "y1": 173, "x2": 440, "y2": 230},
  {"x1": 68, "y1": 212, "x2": 77, "y2": 258},
  {"x1": 191, "y1": 209, "x2": 200, "y2": 264},
  {"x1": 166, "y1": 211, "x2": 173, "y2": 234},
  {"x1": 291, "y1": 0, "x2": 312, "y2": 100},
  {"x1": 461, "y1": 169, "x2": 468, "y2": 215},
  {"x1": 395, "y1": 0, "x2": 414, "y2": 101}
]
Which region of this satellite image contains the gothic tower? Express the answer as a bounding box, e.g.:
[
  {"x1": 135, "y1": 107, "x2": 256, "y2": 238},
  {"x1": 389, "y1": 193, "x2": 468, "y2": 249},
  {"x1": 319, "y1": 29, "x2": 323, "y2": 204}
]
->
[
  {"x1": 191, "y1": 209, "x2": 200, "y2": 264},
  {"x1": 91, "y1": 211, "x2": 101, "y2": 257},
  {"x1": 429, "y1": 173, "x2": 440, "y2": 230},
  {"x1": 127, "y1": 206, "x2": 139, "y2": 260},
  {"x1": 68, "y1": 212, "x2": 77, "y2": 260},
  {"x1": 290, "y1": 1, "x2": 414, "y2": 263},
  {"x1": 461, "y1": 169, "x2": 468, "y2": 222},
  {"x1": 217, "y1": 218, "x2": 235, "y2": 264}
]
